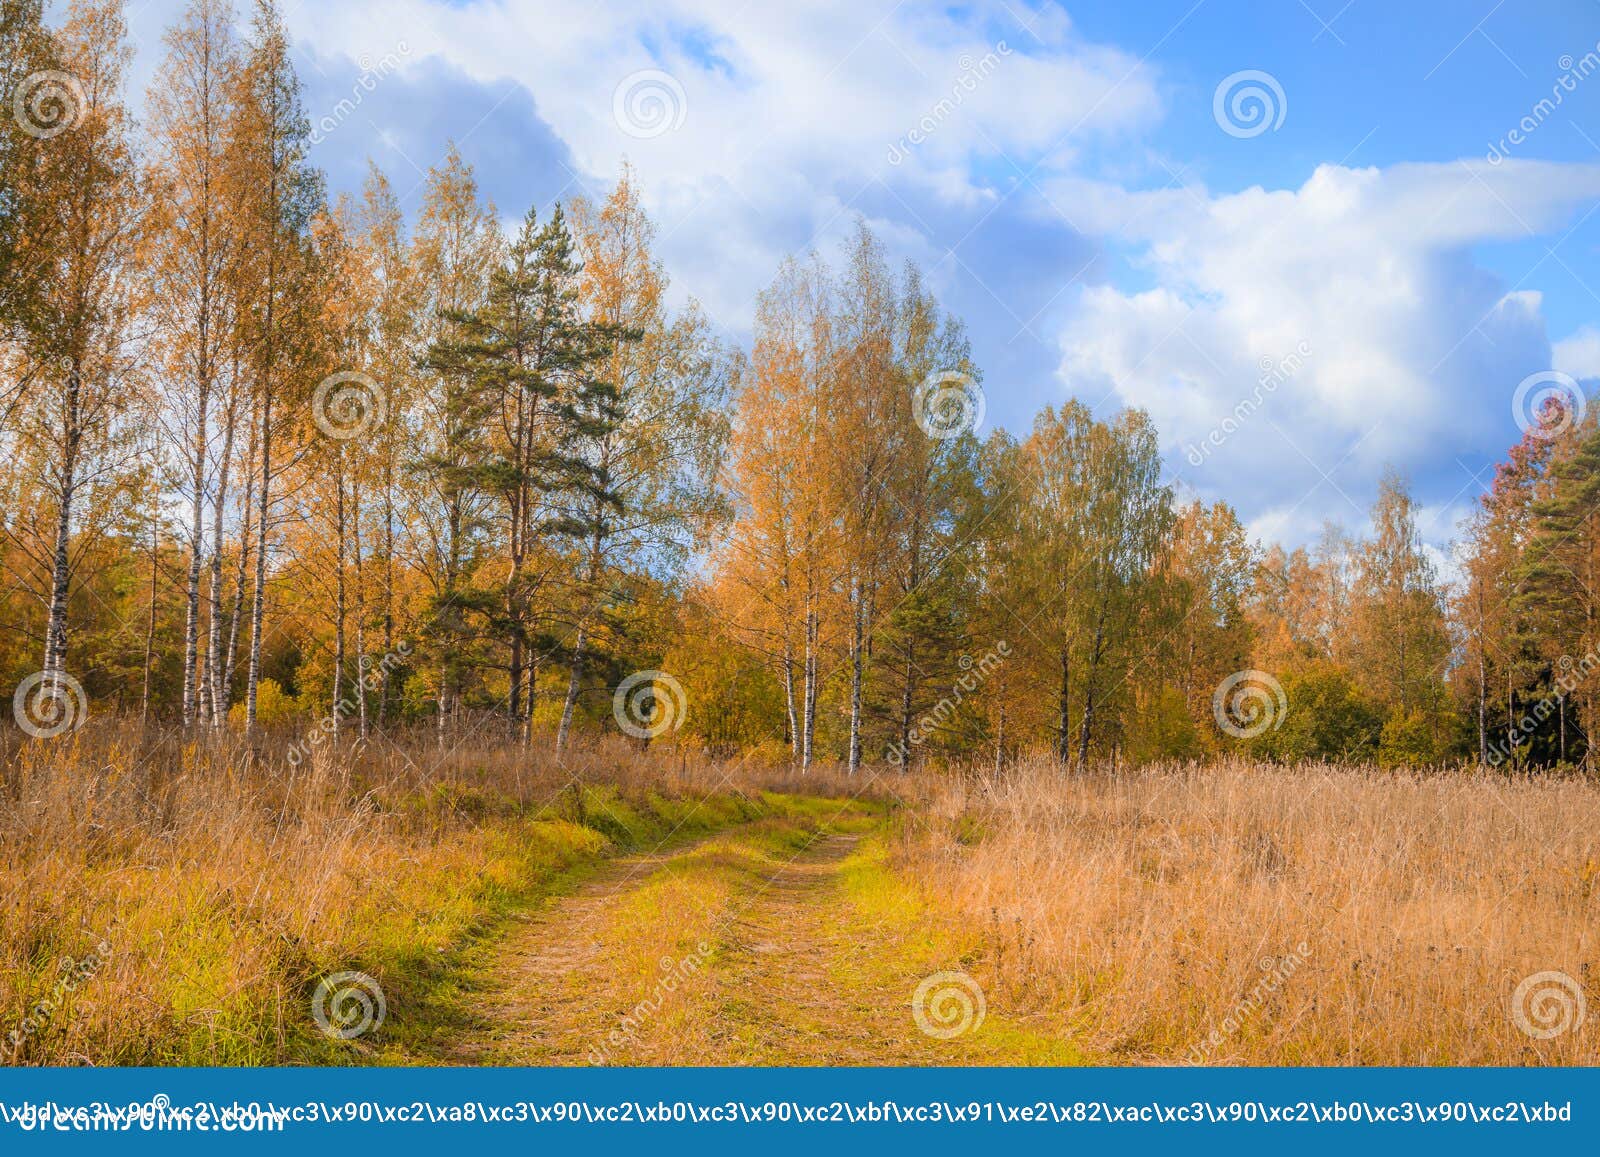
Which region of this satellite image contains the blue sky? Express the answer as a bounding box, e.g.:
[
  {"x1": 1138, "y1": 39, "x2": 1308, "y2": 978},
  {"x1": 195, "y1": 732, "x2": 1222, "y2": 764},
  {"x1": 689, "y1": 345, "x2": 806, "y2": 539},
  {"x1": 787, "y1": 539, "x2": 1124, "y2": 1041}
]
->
[{"x1": 116, "y1": 0, "x2": 1600, "y2": 557}]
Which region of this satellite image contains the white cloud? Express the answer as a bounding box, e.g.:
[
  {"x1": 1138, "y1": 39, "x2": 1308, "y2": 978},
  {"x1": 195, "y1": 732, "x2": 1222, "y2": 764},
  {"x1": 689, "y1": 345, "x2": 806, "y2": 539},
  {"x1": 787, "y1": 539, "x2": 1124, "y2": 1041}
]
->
[
  {"x1": 1554, "y1": 325, "x2": 1600, "y2": 380},
  {"x1": 1052, "y1": 160, "x2": 1600, "y2": 541},
  {"x1": 286, "y1": 0, "x2": 1162, "y2": 324},
  {"x1": 118, "y1": 1, "x2": 1600, "y2": 554}
]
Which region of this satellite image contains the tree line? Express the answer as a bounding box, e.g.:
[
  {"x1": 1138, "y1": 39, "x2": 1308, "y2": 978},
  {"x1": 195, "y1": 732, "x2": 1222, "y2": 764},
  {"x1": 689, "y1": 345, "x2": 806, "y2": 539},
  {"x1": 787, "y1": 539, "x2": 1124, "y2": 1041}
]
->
[{"x1": 1, "y1": 0, "x2": 1589, "y2": 770}]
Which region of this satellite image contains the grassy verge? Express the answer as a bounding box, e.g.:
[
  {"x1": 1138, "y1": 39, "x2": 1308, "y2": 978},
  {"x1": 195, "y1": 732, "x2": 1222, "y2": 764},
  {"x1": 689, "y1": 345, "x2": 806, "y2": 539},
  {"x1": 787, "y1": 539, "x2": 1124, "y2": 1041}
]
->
[{"x1": 837, "y1": 829, "x2": 1087, "y2": 1065}]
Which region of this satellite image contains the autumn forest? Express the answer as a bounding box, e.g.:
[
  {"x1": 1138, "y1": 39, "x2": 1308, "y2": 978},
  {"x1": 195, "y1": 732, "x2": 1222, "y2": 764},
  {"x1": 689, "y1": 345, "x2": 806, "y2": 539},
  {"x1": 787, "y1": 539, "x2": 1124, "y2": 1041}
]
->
[{"x1": 1, "y1": 0, "x2": 1595, "y2": 778}]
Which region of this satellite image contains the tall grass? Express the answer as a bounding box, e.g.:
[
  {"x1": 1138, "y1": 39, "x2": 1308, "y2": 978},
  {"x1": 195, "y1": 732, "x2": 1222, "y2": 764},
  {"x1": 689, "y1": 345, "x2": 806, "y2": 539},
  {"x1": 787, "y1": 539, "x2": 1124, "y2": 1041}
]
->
[
  {"x1": 0, "y1": 722, "x2": 858, "y2": 1065},
  {"x1": 894, "y1": 755, "x2": 1600, "y2": 1064},
  {"x1": 8, "y1": 729, "x2": 1595, "y2": 1066}
]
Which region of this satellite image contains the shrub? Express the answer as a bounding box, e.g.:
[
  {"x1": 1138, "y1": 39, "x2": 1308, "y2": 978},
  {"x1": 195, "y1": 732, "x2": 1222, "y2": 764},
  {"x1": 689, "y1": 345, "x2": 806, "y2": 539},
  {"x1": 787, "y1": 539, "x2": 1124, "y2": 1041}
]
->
[
  {"x1": 227, "y1": 677, "x2": 300, "y2": 725},
  {"x1": 1253, "y1": 660, "x2": 1381, "y2": 762}
]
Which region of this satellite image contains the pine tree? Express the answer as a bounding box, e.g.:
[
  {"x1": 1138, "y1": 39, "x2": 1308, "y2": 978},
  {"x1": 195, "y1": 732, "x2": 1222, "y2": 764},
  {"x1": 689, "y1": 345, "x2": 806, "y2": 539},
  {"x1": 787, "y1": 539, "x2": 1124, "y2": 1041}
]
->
[
  {"x1": 554, "y1": 174, "x2": 729, "y2": 749},
  {"x1": 1517, "y1": 422, "x2": 1600, "y2": 767},
  {"x1": 426, "y1": 203, "x2": 610, "y2": 739},
  {"x1": 412, "y1": 145, "x2": 500, "y2": 736}
]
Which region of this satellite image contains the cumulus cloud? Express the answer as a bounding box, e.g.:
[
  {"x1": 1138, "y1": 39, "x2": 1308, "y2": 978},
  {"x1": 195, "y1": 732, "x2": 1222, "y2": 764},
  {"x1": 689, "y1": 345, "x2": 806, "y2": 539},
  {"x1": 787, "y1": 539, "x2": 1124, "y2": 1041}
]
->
[
  {"x1": 117, "y1": 0, "x2": 1600, "y2": 554},
  {"x1": 284, "y1": 0, "x2": 1159, "y2": 326},
  {"x1": 1052, "y1": 160, "x2": 1600, "y2": 544},
  {"x1": 1555, "y1": 325, "x2": 1600, "y2": 381}
]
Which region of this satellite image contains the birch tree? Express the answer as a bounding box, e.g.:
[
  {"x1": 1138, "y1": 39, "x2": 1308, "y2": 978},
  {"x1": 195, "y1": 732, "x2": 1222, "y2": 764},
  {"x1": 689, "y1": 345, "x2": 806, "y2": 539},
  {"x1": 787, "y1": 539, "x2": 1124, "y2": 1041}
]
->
[
  {"x1": 232, "y1": 0, "x2": 322, "y2": 731},
  {"x1": 146, "y1": 0, "x2": 241, "y2": 725},
  {"x1": 6, "y1": 0, "x2": 145, "y2": 696}
]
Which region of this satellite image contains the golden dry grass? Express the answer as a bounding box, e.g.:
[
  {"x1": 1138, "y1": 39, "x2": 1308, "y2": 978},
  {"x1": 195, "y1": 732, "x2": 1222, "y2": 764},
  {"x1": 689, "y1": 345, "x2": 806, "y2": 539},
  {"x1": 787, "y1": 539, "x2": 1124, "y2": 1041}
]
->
[
  {"x1": 0, "y1": 722, "x2": 863, "y2": 1065},
  {"x1": 6, "y1": 729, "x2": 1596, "y2": 1066},
  {"x1": 893, "y1": 755, "x2": 1600, "y2": 1065}
]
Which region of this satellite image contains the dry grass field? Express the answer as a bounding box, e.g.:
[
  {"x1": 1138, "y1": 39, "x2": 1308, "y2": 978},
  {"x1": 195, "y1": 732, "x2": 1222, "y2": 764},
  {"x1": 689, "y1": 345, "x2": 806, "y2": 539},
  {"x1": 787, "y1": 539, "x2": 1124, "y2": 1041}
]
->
[
  {"x1": 0, "y1": 724, "x2": 867, "y2": 1064},
  {"x1": 2, "y1": 729, "x2": 1595, "y2": 1066},
  {"x1": 894, "y1": 757, "x2": 1600, "y2": 1065}
]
